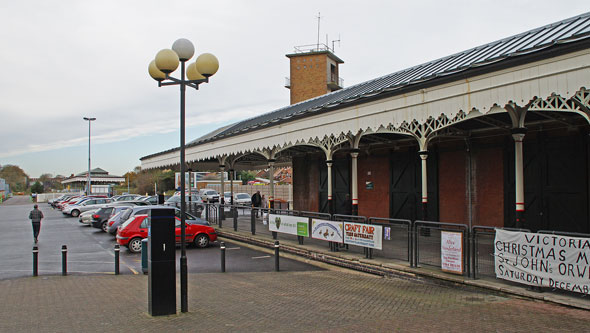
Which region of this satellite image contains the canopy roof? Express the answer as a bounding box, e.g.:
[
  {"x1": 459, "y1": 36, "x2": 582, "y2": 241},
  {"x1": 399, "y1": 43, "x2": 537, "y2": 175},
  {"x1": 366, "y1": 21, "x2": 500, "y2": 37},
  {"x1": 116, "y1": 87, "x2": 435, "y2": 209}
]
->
[{"x1": 142, "y1": 12, "x2": 590, "y2": 163}]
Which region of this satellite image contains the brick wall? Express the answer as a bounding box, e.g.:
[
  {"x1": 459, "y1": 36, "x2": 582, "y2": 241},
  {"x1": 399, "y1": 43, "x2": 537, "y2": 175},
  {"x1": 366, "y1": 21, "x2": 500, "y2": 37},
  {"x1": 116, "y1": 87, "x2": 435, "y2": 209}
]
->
[
  {"x1": 289, "y1": 54, "x2": 328, "y2": 104},
  {"x1": 438, "y1": 150, "x2": 467, "y2": 223},
  {"x1": 358, "y1": 153, "x2": 390, "y2": 218}
]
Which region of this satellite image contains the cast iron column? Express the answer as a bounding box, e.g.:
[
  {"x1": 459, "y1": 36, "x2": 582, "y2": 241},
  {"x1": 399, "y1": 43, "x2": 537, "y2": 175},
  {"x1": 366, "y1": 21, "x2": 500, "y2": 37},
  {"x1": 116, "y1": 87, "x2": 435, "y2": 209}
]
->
[
  {"x1": 512, "y1": 129, "x2": 527, "y2": 228},
  {"x1": 350, "y1": 151, "x2": 359, "y2": 216},
  {"x1": 268, "y1": 160, "x2": 275, "y2": 209},
  {"x1": 419, "y1": 151, "x2": 429, "y2": 220},
  {"x1": 326, "y1": 160, "x2": 333, "y2": 215}
]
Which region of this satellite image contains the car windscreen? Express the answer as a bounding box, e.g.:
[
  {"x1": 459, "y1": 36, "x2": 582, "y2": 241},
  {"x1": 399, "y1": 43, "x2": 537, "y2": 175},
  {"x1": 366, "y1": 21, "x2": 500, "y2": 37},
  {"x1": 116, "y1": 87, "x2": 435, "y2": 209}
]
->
[
  {"x1": 120, "y1": 208, "x2": 134, "y2": 221},
  {"x1": 96, "y1": 207, "x2": 114, "y2": 215},
  {"x1": 236, "y1": 194, "x2": 250, "y2": 199}
]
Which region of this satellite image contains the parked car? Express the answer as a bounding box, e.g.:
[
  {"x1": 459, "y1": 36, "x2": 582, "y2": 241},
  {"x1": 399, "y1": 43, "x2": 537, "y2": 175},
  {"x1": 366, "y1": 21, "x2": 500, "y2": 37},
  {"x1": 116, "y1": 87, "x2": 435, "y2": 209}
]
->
[
  {"x1": 139, "y1": 195, "x2": 158, "y2": 205},
  {"x1": 48, "y1": 194, "x2": 70, "y2": 206},
  {"x1": 112, "y1": 200, "x2": 150, "y2": 206},
  {"x1": 107, "y1": 207, "x2": 135, "y2": 235},
  {"x1": 78, "y1": 209, "x2": 99, "y2": 225},
  {"x1": 91, "y1": 206, "x2": 133, "y2": 232},
  {"x1": 108, "y1": 205, "x2": 204, "y2": 236},
  {"x1": 233, "y1": 192, "x2": 252, "y2": 206},
  {"x1": 113, "y1": 194, "x2": 144, "y2": 202},
  {"x1": 62, "y1": 198, "x2": 113, "y2": 217},
  {"x1": 164, "y1": 194, "x2": 204, "y2": 215},
  {"x1": 116, "y1": 213, "x2": 217, "y2": 253},
  {"x1": 199, "y1": 189, "x2": 219, "y2": 203}
]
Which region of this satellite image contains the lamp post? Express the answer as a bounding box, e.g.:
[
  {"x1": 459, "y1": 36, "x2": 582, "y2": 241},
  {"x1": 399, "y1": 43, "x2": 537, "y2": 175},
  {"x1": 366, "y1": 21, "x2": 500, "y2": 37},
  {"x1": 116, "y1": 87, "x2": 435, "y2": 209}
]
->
[
  {"x1": 83, "y1": 117, "x2": 96, "y2": 195},
  {"x1": 148, "y1": 38, "x2": 219, "y2": 313}
]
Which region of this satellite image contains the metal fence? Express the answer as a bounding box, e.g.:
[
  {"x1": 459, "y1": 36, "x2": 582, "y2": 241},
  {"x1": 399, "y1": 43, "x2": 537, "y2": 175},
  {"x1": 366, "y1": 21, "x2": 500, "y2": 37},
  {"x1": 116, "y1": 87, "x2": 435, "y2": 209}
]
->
[{"x1": 199, "y1": 203, "x2": 590, "y2": 298}]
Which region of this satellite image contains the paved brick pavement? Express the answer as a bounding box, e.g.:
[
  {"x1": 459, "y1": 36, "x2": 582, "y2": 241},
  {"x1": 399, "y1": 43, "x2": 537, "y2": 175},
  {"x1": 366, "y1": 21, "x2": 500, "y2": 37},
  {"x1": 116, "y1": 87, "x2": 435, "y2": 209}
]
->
[{"x1": 0, "y1": 271, "x2": 589, "y2": 332}]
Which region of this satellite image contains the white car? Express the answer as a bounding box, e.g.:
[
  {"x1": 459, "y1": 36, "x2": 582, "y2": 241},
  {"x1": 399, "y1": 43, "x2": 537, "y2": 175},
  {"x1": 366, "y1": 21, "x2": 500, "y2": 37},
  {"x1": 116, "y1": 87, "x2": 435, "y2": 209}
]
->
[
  {"x1": 233, "y1": 193, "x2": 252, "y2": 206},
  {"x1": 199, "y1": 189, "x2": 219, "y2": 203}
]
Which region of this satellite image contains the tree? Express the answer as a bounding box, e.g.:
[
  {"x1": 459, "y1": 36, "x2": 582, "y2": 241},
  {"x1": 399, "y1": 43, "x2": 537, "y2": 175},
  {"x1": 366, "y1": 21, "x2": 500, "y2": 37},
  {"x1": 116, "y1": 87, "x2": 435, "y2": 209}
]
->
[
  {"x1": 0, "y1": 165, "x2": 28, "y2": 192},
  {"x1": 30, "y1": 181, "x2": 44, "y2": 194},
  {"x1": 238, "y1": 170, "x2": 257, "y2": 184}
]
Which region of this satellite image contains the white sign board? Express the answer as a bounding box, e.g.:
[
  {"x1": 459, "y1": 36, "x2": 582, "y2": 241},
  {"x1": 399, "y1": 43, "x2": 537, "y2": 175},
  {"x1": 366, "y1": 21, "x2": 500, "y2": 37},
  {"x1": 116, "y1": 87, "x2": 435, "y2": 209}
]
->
[
  {"x1": 441, "y1": 231, "x2": 463, "y2": 274},
  {"x1": 494, "y1": 229, "x2": 590, "y2": 294},
  {"x1": 268, "y1": 214, "x2": 309, "y2": 237},
  {"x1": 311, "y1": 219, "x2": 344, "y2": 242},
  {"x1": 343, "y1": 222, "x2": 383, "y2": 250}
]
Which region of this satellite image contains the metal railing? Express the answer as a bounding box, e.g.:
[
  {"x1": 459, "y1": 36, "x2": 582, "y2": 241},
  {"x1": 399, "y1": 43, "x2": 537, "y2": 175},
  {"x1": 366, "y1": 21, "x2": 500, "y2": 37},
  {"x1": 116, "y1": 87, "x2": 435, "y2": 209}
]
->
[
  {"x1": 201, "y1": 203, "x2": 590, "y2": 297},
  {"x1": 414, "y1": 221, "x2": 469, "y2": 276},
  {"x1": 471, "y1": 226, "x2": 530, "y2": 279}
]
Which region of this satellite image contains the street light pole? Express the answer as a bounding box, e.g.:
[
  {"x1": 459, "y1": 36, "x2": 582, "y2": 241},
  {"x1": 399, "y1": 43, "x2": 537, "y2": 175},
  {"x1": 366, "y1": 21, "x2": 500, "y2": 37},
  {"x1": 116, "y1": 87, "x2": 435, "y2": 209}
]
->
[
  {"x1": 149, "y1": 39, "x2": 219, "y2": 313},
  {"x1": 83, "y1": 117, "x2": 96, "y2": 195}
]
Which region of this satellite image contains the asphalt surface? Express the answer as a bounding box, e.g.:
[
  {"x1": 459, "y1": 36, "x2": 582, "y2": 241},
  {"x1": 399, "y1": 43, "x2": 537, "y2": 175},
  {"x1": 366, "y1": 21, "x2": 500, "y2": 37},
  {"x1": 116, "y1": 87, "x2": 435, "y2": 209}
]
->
[
  {"x1": 2, "y1": 196, "x2": 590, "y2": 332},
  {"x1": 0, "y1": 196, "x2": 321, "y2": 279}
]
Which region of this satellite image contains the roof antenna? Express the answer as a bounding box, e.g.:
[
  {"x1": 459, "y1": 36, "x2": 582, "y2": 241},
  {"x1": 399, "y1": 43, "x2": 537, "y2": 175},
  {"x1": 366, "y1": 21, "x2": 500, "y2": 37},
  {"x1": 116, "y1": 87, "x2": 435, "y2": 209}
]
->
[
  {"x1": 332, "y1": 34, "x2": 341, "y2": 53},
  {"x1": 316, "y1": 12, "x2": 322, "y2": 51}
]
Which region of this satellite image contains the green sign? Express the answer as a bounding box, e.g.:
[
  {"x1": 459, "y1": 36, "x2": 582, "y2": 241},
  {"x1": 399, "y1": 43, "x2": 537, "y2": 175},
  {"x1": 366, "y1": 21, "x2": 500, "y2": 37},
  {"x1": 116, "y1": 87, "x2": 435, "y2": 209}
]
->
[{"x1": 297, "y1": 222, "x2": 309, "y2": 237}]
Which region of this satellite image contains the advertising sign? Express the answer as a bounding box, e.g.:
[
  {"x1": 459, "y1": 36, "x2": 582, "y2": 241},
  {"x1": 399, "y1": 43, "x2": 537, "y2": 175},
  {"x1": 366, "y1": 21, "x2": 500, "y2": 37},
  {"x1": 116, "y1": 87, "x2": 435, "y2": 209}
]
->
[
  {"x1": 495, "y1": 229, "x2": 590, "y2": 294},
  {"x1": 311, "y1": 219, "x2": 344, "y2": 242},
  {"x1": 268, "y1": 214, "x2": 309, "y2": 237},
  {"x1": 343, "y1": 222, "x2": 383, "y2": 250},
  {"x1": 441, "y1": 231, "x2": 463, "y2": 274}
]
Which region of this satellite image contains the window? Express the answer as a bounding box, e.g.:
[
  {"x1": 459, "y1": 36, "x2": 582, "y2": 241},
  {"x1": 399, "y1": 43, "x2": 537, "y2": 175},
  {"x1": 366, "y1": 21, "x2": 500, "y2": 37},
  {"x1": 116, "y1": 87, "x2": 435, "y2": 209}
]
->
[{"x1": 140, "y1": 217, "x2": 149, "y2": 229}]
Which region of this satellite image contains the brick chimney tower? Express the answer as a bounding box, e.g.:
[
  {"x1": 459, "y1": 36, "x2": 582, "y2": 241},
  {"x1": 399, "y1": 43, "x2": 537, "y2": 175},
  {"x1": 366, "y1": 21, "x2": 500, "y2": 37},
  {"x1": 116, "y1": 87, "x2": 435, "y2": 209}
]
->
[{"x1": 285, "y1": 45, "x2": 344, "y2": 105}]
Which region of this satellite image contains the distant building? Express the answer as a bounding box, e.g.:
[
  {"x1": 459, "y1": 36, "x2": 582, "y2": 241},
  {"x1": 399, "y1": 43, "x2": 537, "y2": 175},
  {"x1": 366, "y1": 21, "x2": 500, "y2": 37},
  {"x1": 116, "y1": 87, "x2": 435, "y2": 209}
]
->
[{"x1": 61, "y1": 168, "x2": 124, "y2": 194}]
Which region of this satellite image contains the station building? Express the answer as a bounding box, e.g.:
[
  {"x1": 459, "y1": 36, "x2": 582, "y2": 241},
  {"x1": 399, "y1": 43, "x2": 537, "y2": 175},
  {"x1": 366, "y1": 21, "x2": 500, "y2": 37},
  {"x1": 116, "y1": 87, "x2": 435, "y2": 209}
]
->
[{"x1": 141, "y1": 13, "x2": 590, "y2": 233}]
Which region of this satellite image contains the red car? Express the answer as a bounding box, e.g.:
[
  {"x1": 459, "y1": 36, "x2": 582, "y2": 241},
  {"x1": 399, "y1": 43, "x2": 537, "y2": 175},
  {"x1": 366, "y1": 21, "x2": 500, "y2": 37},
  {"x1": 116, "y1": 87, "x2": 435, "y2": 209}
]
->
[{"x1": 116, "y1": 215, "x2": 217, "y2": 253}]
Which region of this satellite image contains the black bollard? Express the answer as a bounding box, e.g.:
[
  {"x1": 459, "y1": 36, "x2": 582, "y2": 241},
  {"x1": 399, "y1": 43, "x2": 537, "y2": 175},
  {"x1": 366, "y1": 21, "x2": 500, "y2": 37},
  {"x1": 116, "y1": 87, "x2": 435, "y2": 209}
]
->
[
  {"x1": 220, "y1": 242, "x2": 226, "y2": 272},
  {"x1": 61, "y1": 245, "x2": 67, "y2": 276},
  {"x1": 233, "y1": 207, "x2": 238, "y2": 231},
  {"x1": 114, "y1": 244, "x2": 120, "y2": 275},
  {"x1": 251, "y1": 208, "x2": 256, "y2": 235},
  {"x1": 33, "y1": 245, "x2": 38, "y2": 276},
  {"x1": 274, "y1": 241, "x2": 280, "y2": 272}
]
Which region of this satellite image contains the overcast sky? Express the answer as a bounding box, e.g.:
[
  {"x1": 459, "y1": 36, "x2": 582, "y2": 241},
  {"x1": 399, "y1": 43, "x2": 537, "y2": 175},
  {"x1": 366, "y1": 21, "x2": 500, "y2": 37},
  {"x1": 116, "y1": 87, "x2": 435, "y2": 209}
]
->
[{"x1": 0, "y1": 1, "x2": 588, "y2": 178}]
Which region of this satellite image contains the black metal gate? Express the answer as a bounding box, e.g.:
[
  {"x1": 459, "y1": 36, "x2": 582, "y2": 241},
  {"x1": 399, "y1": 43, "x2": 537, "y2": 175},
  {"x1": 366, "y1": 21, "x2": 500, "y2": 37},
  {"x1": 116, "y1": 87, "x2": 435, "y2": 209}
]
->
[
  {"x1": 505, "y1": 132, "x2": 589, "y2": 233},
  {"x1": 390, "y1": 149, "x2": 438, "y2": 221}
]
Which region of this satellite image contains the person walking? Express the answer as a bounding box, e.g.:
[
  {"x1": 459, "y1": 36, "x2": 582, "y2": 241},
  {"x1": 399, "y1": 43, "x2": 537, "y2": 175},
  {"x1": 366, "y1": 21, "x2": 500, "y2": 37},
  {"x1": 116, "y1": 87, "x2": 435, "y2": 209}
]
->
[
  {"x1": 29, "y1": 204, "x2": 44, "y2": 243},
  {"x1": 251, "y1": 190, "x2": 262, "y2": 217}
]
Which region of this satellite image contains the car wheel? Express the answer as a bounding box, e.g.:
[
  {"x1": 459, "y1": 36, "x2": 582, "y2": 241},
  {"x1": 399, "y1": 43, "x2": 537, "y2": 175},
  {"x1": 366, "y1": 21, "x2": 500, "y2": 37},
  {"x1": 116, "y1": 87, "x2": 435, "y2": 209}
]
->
[
  {"x1": 71, "y1": 210, "x2": 80, "y2": 217},
  {"x1": 101, "y1": 221, "x2": 108, "y2": 232},
  {"x1": 128, "y1": 238, "x2": 143, "y2": 253},
  {"x1": 193, "y1": 234, "x2": 209, "y2": 248}
]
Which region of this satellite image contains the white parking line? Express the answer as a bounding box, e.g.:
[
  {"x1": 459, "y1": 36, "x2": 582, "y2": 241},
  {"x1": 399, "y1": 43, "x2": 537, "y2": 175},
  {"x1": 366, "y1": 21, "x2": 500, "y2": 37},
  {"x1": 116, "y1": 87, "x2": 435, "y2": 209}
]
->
[
  {"x1": 251, "y1": 255, "x2": 271, "y2": 259},
  {"x1": 226, "y1": 247, "x2": 240, "y2": 251}
]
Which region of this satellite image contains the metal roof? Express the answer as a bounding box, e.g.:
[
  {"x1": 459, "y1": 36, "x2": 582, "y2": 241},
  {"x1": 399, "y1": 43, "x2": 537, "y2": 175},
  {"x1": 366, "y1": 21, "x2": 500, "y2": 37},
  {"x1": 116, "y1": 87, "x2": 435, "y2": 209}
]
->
[{"x1": 142, "y1": 12, "x2": 590, "y2": 161}]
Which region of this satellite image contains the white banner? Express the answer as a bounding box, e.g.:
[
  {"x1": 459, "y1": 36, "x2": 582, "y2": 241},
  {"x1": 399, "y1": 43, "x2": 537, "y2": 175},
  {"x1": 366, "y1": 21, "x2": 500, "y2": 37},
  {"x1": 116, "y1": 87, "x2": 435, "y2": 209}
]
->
[
  {"x1": 268, "y1": 214, "x2": 309, "y2": 237},
  {"x1": 343, "y1": 222, "x2": 383, "y2": 250},
  {"x1": 494, "y1": 229, "x2": 590, "y2": 294},
  {"x1": 441, "y1": 231, "x2": 463, "y2": 274},
  {"x1": 311, "y1": 219, "x2": 344, "y2": 242}
]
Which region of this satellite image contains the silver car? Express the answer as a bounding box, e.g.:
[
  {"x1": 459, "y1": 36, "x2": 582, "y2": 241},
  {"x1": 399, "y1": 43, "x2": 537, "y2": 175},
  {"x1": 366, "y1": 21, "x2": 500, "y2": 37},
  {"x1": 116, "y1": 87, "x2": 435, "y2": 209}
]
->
[
  {"x1": 63, "y1": 198, "x2": 113, "y2": 217},
  {"x1": 78, "y1": 209, "x2": 99, "y2": 225}
]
